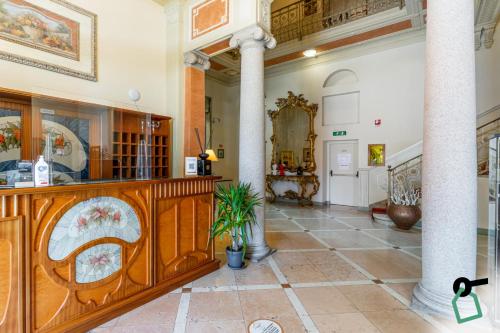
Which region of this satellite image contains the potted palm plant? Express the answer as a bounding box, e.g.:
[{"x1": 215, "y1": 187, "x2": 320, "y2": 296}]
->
[{"x1": 210, "y1": 182, "x2": 262, "y2": 269}]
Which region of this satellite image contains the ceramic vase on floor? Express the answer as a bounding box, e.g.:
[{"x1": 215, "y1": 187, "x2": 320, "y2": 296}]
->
[{"x1": 387, "y1": 204, "x2": 421, "y2": 230}]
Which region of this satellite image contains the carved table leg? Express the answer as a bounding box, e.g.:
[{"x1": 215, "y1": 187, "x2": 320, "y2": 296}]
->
[{"x1": 266, "y1": 177, "x2": 277, "y2": 203}]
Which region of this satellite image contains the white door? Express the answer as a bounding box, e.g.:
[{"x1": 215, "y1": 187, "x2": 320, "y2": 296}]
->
[{"x1": 328, "y1": 141, "x2": 359, "y2": 206}]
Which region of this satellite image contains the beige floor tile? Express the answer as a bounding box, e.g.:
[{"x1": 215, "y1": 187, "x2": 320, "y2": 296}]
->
[
  {"x1": 188, "y1": 291, "x2": 243, "y2": 322},
  {"x1": 281, "y1": 209, "x2": 327, "y2": 218},
  {"x1": 238, "y1": 289, "x2": 297, "y2": 322},
  {"x1": 401, "y1": 247, "x2": 422, "y2": 257},
  {"x1": 192, "y1": 263, "x2": 236, "y2": 287},
  {"x1": 367, "y1": 229, "x2": 422, "y2": 247},
  {"x1": 340, "y1": 249, "x2": 421, "y2": 279},
  {"x1": 312, "y1": 230, "x2": 389, "y2": 249},
  {"x1": 110, "y1": 323, "x2": 174, "y2": 333},
  {"x1": 295, "y1": 218, "x2": 352, "y2": 230},
  {"x1": 185, "y1": 319, "x2": 247, "y2": 333},
  {"x1": 302, "y1": 251, "x2": 367, "y2": 281},
  {"x1": 387, "y1": 283, "x2": 417, "y2": 302},
  {"x1": 272, "y1": 251, "x2": 310, "y2": 266},
  {"x1": 279, "y1": 263, "x2": 328, "y2": 283},
  {"x1": 337, "y1": 285, "x2": 407, "y2": 312},
  {"x1": 265, "y1": 211, "x2": 287, "y2": 219},
  {"x1": 330, "y1": 210, "x2": 372, "y2": 218},
  {"x1": 266, "y1": 219, "x2": 303, "y2": 231},
  {"x1": 266, "y1": 231, "x2": 326, "y2": 250},
  {"x1": 114, "y1": 293, "x2": 180, "y2": 327},
  {"x1": 364, "y1": 310, "x2": 441, "y2": 333},
  {"x1": 335, "y1": 217, "x2": 389, "y2": 230},
  {"x1": 294, "y1": 287, "x2": 357, "y2": 314},
  {"x1": 311, "y1": 313, "x2": 381, "y2": 333},
  {"x1": 234, "y1": 260, "x2": 279, "y2": 285}
]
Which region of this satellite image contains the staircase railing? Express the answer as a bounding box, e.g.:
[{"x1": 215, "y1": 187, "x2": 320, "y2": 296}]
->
[
  {"x1": 387, "y1": 154, "x2": 422, "y2": 204},
  {"x1": 271, "y1": 0, "x2": 405, "y2": 44}
]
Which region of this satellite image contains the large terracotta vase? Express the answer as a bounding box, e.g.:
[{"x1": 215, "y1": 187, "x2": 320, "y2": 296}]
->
[{"x1": 387, "y1": 204, "x2": 421, "y2": 230}]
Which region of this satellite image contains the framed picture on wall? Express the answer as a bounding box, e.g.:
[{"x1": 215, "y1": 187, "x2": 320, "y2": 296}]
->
[
  {"x1": 368, "y1": 144, "x2": 386, "y2": 166},
  {"x1": 0, "y1": 0, "x2": 97, "y2": 81},
  {"x1": 280, "y1": 150, "x2": 294, "y2": 167},
  {"x1": 217, "y1": 149, "x2": 224, "y2": 159}
]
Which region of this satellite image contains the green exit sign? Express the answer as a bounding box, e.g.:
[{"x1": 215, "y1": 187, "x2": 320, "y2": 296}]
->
[{"x1": 333, "y1": 131, "x2": 347, "y2": 137}]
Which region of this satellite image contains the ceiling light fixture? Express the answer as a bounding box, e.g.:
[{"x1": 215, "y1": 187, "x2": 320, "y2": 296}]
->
[{"x1": 303, "y1": 49, "x2": 317, "y2": 58}]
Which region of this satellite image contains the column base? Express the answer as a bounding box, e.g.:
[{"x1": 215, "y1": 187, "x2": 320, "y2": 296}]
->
[
  {"x1": 245, "y1": 245, "x2": 276, "y2": 262},
  {"x1": 411, "y1": 282, "x2": 487, "y2": 319}
]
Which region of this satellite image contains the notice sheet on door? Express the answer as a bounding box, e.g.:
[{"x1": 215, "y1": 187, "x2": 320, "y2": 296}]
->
[{"x1": 337, "y1": 152, "x2": 352, "y2": 171}]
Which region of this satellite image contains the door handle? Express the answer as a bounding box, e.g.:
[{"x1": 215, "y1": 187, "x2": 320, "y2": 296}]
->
[
  {"x1": 356, "y1": 171, "x2": 359, "y2": 178},
  {"x1": 330, "y1": 170, "x2": 333, "y2": 177}
]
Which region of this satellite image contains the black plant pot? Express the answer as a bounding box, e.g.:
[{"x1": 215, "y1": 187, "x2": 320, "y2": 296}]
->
[{"x1": 226, "y1": 246, "x2": 245, "y2": 269}]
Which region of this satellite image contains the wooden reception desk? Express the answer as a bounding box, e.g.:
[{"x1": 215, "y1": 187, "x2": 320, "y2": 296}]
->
[{"x1": 0, "y1": 177, "x2": 220, "y2": 333}]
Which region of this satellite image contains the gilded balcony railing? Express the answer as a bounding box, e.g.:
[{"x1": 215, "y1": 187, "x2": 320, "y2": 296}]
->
[{"x1": 271, "y1": 0, "x2": 405, "y2": 44}]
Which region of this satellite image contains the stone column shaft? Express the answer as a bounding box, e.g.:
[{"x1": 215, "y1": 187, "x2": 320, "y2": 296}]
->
[
  {"x1": 412, "y1": 0, "x2": 478, "y2": 317},
  {"x1": 230, "y1": 26, "x2": 276, "y2": 261}
]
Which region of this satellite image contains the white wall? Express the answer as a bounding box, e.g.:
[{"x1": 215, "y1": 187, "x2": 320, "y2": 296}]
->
[
  {"x1": 205, "y1": 78, "x2": 240, "y2": 182},
  {"x1": 265, "y1": 41, "x2": 426, "y2": 203},
  {"x1": 0, "y1": 0, "x2": 168, "y2": 115}
]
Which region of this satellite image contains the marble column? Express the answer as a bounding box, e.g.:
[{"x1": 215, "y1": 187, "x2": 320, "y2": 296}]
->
[
  {"x1": 412, "y1": 0, "x2": 478, "y2": 317},
  {"x1": 230, "y1": 26, "x2": 276, "y2": 261}
]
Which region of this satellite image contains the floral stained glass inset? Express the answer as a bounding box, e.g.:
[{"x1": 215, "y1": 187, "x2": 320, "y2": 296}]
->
[
  {"x1": 75, "y1": 243, "x2": 121, "y2": 284},
  {"x1": 48, "y1": 196, "x2": 141, "y2": 260}
]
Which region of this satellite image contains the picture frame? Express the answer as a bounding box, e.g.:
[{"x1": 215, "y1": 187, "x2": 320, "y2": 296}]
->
[
  {"x1": 368, "y1": 144, "x2": 386, "y2": 166},
  {"x1": 217, "y1": 148, "x2": 224, "y2": 159},
  {"x1": 303, "y1": 148, "x2": 312, "y2": 163},
  {"x1": 185, "y1": 157, "x2": 197, "y2": 176},
  {"x1": 0, "y1": 0, "x2": 98, "y2": 81},
  {"x1": 280, "y1": 150, "x2": 294, "y2": 167}
]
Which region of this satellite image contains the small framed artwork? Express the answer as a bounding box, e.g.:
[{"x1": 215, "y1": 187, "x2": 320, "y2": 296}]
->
[
  {"x1": 280, "y1": 150, "x2": 294, "y2": 167},
  {"x1": 303, "y1": 148, "x2": 312, "y2": 163},
  {"x1": 368, "y1": 144, "x2": 386, "y2": 166},
  {"x1": 217, "y1": 149, "x2": 224, "y2": 159},
  {"x1": 185, "y1": 157, "x2": 197, "y2": 176}
]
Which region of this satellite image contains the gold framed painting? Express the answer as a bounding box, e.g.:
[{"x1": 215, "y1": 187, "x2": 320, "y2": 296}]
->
[
  {"x1": 0, "y1": 0, "x2": 97, "y2": 81},
  {"x1": 280, "y1": 150, "x2": 294, "y2": 167},
  {"x1": 368, "y1": 144, "x2": 385, "y2": 166}
]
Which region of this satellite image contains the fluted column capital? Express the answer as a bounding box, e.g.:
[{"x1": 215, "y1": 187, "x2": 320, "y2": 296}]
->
[
  {"x1": 183, "y1": 51, "x2": 210, "y2": 71},
  {"x1": 229, "y1": 25, "x2": 277, "y2": 51}
]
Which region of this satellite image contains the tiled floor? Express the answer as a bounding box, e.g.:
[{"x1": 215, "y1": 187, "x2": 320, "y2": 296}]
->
[{"x1": 91, "y1": 203, "x2": 498, "y2": 333}]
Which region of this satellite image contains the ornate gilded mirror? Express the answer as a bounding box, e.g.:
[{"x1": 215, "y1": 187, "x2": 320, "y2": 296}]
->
[{"x1": 268, "y1": 91, "x2": 318, "y2": 172}]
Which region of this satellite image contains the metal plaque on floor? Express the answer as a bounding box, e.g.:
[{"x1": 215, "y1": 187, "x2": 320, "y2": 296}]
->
[{"x1": 248, "y1": 319, "x2": 283, "y2": 333}]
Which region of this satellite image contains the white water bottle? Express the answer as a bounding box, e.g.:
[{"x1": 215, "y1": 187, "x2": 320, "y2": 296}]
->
[{"x1": 34, "y1": 155, "x2": 49, "y2": 187}]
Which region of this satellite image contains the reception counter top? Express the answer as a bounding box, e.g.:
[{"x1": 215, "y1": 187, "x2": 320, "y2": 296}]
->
[{"x1": 0, "y1": 176, "x2": 221, "y2": 333}]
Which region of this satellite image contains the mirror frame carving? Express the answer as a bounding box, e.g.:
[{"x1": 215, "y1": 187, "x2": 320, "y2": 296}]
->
[{"x1": 268, "y1": 91, "x2": 318, "y2": 173}]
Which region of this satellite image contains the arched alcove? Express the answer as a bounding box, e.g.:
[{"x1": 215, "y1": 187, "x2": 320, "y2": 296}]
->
[
  {"x1": 322, "y1": 69, "x2": 360, "y2": 125},
  {"x1": 323, "y1": 69, "x2": 359, "y2": 88}
]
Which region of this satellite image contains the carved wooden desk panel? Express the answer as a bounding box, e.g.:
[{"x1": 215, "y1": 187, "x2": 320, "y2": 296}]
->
[{"x1": 0, "y1": 177, "x2": 220, "y2": 333}]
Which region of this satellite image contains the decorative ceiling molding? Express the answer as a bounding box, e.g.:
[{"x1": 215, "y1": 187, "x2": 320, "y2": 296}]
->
[{"x1": 475, "y1": 0, "x2": 500, "y2": 50}]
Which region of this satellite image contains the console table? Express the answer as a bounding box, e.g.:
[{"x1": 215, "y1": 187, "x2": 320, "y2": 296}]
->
[{"x1": 266, "y1": 174, "x2": 320, "y2": 205}]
